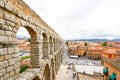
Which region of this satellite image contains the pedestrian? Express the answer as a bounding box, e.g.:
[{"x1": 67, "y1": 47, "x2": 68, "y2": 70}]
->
[
  {"x1": 73, "y1": 72, "x2": 75, "y2": 78},
  {"x1": 74, "y1": 72, "x2": 76, "y2": 77},
  {"x1": 73, "y1": 72, "x2": 76, "y2": 78}
]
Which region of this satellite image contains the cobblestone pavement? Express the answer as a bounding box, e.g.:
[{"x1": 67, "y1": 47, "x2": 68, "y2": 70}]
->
[
  {"x1": 55, "y1": 65, "x2": 77, "y2": 80},
  {"x1": 55, "y1": 65, "x2": 67, "y2": 80}
]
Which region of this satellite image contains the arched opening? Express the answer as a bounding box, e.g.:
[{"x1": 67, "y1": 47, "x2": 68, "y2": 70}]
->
[
  {"x1": 16, "y1": 27, "x2": 31, "y2": 73},
  {"x1": 49, "y1": 36, "x2": 53, "y2": 55},
  {"x1": 16, "y1": 27, "x2": 31, "y2": 55},
  {"x1": 54, "y1": 55, "x2": 57, "y2": 74},
  {"x1": 33, "y1": 76, "x2": 41, "y2": 80},
  {"x1": 53, "y1": 37, "x2": 55, "y2": 52},
  {"x1": 16, "y1": 26, "x2": 39, "y2": 73},
  {"x1": 44, "y1": 64, "x2": 50, "y2": 80},
  {"x1": 42, "y1": 33, "x2": 48, "y2": 58},
  {"x1": 55, "y1": 39, "x2": 58, "y2": 51},
  {"x1": 51, "y1": 59, "x2": 55, "y2": 80}
]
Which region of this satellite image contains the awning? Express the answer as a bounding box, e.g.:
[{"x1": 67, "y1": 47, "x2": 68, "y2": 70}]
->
[
  {"x1": 103, "y1": 67, "x2": 108, "y2": 73},
  {"x1": 109, "y1": 73, "x2": 116, "y2": 80}
]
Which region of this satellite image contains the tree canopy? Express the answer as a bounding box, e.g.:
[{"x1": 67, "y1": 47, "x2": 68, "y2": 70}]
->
[{"x1": 102, "y1": 42, "x2": 107, "y2": 46}]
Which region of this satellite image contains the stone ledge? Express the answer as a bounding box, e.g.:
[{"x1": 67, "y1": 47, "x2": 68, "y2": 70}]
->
[
  {"x1": 0, "y1": 42, "x2": 18, "y2": 48},
  {"x1": 16, "y1": 68, "x2": 41, "y2": 80}
]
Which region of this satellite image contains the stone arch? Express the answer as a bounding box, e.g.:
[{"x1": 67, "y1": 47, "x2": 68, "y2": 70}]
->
[
  {"x1": 44, "y1": 64, "x2": 50, "y2": 80},
  {"x1": 51, "y1": 58, "x2": 55, "y2": 80},
  {"x1": 57, "y1": 51, "x2": 61, "y2": 71},
  {"x1": 42, "y1": 33, "x2": 48, "y2": 58},
  {"x1": 0, "y1": 0, "x2": 64, "y2": 79},
  {"x1": 15, "y1": 25, "x2": 38, "y2": 42},
  {"x1": 15, "y1": 25, "x2": 40, "y2": 67},
  {"x1": 24, "y1": 26, "x2": 38, "y2": 42},
  {"x1": 49, "y1": 36, "x2": 53, "y2": 55},
  {"x1": 55, "y1": 38, "x2": 58, "y2": 51},
  {"x1": 53, "y1": 37, "x2": 56, "y2": 52},
  {"x1": 33, "y1": 76, "x2": 41, "y2": 80},
  {"x1": 54, "y1": 55, "x2": 57, "y2": 74}
]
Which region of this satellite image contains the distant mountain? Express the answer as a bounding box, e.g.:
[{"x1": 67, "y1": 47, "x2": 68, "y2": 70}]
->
[
  {"x1": 67, "y1": 39, "x2": 120, "y2": 42},
  {"x1": 16, "y1": 36, "x2": 30, "y2": 40}
]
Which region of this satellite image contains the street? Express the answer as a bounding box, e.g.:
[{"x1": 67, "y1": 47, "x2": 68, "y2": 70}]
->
[
  {"x1": 55, "y1": 65, "x2": 77, "y2": 80},
  {"x1": 55, "y1": 45, "x2": 103, "y2": 80}
]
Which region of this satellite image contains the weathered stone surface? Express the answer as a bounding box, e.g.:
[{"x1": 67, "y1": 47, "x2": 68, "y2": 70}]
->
[
  {"x1": 14, "y1": 62, "x2": 20, "y2": 69},
  {"x1": 0, "y1": 18, "x2": 5, "y2": 24},
  {"x1": 23, "y1": 15, "x2": 28, "y2": 20},
  {"x1": 0, "y1": 60, "x2": 8, "y2": 69},
  {"x1": 8, "y1": 36, "x2": 13, "y2": 41},
  {"x1": 1, "y1": 48, "x2": 7, "y2": 55},
  {"x1": 7, "y1": 77, "x2": 13, "y2": 80},
  {"x1": 4, "y1": 11, "x2": 10, "y2": 20},
  {"x1": 0, "y1": 35, "x2": 8, "y2": 42},
  {"x1": 0, "y1": 0, "x2": 4, "y2": 8},
  {"x1": 6, "y1": 21, "x2": 15, "y2": 27},
  {"x1": 12, "y1": 73, "x2": 19, "y2": 80},
  {"x1": 10, "y1": 14, "x2": 16, "y2": 22},
  {"x1": 13, "y1": 53, "x2": 19, "y2": 58},
  {"x1": 0, "y1": 61, "x2": 4, "y2": 69},
  {"x1": 12, "y1": 8, "x2": 17, "y2": 15},
  {"x1": 14, "y1": 47, "x2": 19, "y2": 53},
  {"x1": 14, "y1": 57, "x2": 19, "y2": 63},
  {"x1": 15, "y1": 68, "x2": 20, "y2": 74},
  {"x1": 4, "y1": 73, "x2": 9, "y2": 80},
  {"x1": 0, "y1": 30, "x2": 5, "y2": 35},
  {"x1": 8, "y1": 58, "x2": 15, "y2": 65},
  {"x1": 0, "y1": 49, "x2": 3, "y2": 55},
  {"x1": 0, "y1": 68, "x2": 6, "y2": 76},
  {"x1": 9, "y1": 71, "x2": 15, "y2": 77},
  {"x1": 5, "y1": 31, "x2": 12, "y2": 36},
  {"x1": 0, "y1": 76, "x2": 4, "y2": 80},
  {"x1": 8, "y1": 26, "x2": 13, "y2": 31},
  {"x1": 1, "y1": 24, "x2": 9, "y2": 30},
  {"x1": 3, "y1": 60, "x2": 8, "y2": 67},
  {"x1": 14, "y1": 24, "x2": 20, "y2": 30},
  {"x1": 5, "y1": 3, "x2": 12, "y2": 12},
  {"x1": 8, "y1": 48, "x2": 14, "y2": 54},
  {"x1": 0, "y1": 8, "x2": 4, "y2": 18},
  {"x1": 5, "y1": 54, "x2": 12, "y2": 60},
  {"x1": 0, "y1": 56, "x2": 4, "y2": 61},
  {"x1": 13, "y1": 27, "x2": 17, "y2": 33},
  {"x1": 7, "y1": 66, "x2": 13, "y2": 72},
  {"x1": 18, "y1": 12, "x2": 22, "y2": 17}
]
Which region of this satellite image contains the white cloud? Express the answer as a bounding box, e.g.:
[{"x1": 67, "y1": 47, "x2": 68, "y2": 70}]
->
[
  {"x1": 16, "y1": 27, "x2": 30, "y2": 38},
  {"x1": 22, "y1": 0, "x2": 120, "y2": 40}
]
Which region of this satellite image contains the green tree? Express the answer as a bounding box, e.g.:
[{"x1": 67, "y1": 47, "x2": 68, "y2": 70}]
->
[
  {"x1": 28, "y1": 38, "x2": 31, "y2": 42},
  {"x1": 109, "y1": 45, "x2": 112, "y2": 47},
  {"x1": 85, "y1": 42, "x2": 87, "y2": 46},
  {"x1": 66, "y1": 41, "x2": 68, "y2": 45},
  {"x1": 19, "y1": 65, "x2": 28, "y2": 74},
  {"x1": 102, "y1": 42, "x2": 107, "y2": 46}
]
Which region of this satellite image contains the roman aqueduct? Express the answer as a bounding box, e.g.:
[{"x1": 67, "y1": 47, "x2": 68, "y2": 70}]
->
[{"x1": 0, "y1": 0, "x2": 64, "y2": 80}]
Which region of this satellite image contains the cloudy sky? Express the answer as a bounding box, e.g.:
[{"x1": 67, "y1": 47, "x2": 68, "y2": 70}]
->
[{"x1": 17, "y1": 0, "x2": 120, "y2": 40}]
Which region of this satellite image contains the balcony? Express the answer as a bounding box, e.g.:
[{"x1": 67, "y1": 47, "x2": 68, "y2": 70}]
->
[
  {"x1": 109, "y1": 73, "x2": 116, "y2": 80},
  {"x1": 103, "y1": 67, "x2": 108, "y2": 76}
]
